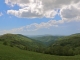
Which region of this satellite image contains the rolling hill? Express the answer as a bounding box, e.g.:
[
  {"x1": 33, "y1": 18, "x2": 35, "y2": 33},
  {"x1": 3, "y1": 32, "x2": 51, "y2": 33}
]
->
[
  {"x1": 47, "y1": 33, "x2": 80, "y2": 56},
  {"x1": 0, "y1": 33, "x2": 80, "y2": 57},
  {"x1": 0, "y1": 42, "x2": 80, "y2": 60},
  {"x1": 54, "y1": 33, "x2": 80, "y2": 47},
  {"x1": 0, "y1": 33, "x2": 43, "y2": 51}
]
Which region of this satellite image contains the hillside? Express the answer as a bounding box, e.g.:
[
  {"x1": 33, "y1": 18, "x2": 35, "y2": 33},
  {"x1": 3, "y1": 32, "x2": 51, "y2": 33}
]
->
[
  {"x1": 0, "y1": 33, "x2": 43, "y2": 51},
  {"x1": 0, "y1": 42, "x2": 80, "y2": 60},
  {"x1": 47, "y1": 33, "x2": 80, "y2": 56},
  {"x1": 0, "y1": 33, "x2": 80, "y2": 56},
  {"x1": 30, "y1": 35, "x2": 63, "y2": 46},
  {"x1": 54, "y1": 33, "x2": 80, "y2": 47}
]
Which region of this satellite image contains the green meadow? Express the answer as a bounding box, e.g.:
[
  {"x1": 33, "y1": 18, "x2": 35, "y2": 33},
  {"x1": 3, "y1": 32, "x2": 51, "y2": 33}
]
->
[{"x1": 0, "y1": 42, "x2": 80, "y2": 60}]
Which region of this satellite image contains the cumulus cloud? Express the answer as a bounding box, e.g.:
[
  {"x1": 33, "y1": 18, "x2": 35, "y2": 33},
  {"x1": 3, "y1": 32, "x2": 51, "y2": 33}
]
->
[
  {"x1": 5, "y1": 0, "x2": 80, "y2": 8},
  {"x1": 60, "y1": 2, "x2": 80, "y2": 21},
  {"x1": 5, "y1": 0, "x2": 29, "y2": 7},
  {"x1": 5, "y1": 0, "x2": 80, "y2": 19},
  {"x1": 1, "y1": 17, "x2": 80, "y2": 34},
  {"x1": 42, "y1": 0, "x2": 80, "y2": 9},
  {"x1": 5, "y1": 0, "x2": 59, "y2": 18},
  {"x1": 4, "y1": 0, "x2": 80, "y2": 31},
  {"x1": 1, "y1": 0, "x2": 80, "y2": 35},
  {"x1": 7, "y1": 9, "x2": 43, "y2": 18}
]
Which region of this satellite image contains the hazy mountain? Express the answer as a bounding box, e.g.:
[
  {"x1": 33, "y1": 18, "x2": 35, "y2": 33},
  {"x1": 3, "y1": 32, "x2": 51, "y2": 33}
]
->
[{"x1": 30, "y1": 35, "x2": 63, "y2": 46}]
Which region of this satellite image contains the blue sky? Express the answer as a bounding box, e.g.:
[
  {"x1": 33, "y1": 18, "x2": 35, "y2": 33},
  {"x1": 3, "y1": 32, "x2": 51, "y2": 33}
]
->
[{"x1": 0, "y1": 0, "x2": 80, "y2": 35}]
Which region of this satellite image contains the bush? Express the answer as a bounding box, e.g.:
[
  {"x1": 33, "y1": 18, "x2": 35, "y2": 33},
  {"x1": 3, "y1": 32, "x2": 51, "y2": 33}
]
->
[
  {"x1": 9, "y1": 42, "x2": 14, "y2": 47},
  {"x1": 3, "y1": 41, "x2": 8, "y2": 45}
]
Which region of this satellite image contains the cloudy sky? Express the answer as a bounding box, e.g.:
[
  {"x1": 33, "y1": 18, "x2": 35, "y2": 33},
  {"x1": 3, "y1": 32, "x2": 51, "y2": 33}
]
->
[{"x1": 0, "y1": 0, "x2": 80, "y2": 35}]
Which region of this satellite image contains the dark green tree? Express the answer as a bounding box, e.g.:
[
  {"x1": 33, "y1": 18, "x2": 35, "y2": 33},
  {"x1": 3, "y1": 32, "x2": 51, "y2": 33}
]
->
[{"x1": 3, "y1": 41, "x2": 8, "y2": 45}]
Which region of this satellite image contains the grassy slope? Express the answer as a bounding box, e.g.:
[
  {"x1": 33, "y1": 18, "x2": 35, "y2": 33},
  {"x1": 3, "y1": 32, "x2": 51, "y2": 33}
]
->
[
  {"x1": 0, "y1": 42, "x2": 80, "y2": 60},
  {"x1": 0, "y1": 34, "x2": 33, "y2": 42},
  {"x1": 0, "y1": 34, "x2": 43, "y2": 49}
]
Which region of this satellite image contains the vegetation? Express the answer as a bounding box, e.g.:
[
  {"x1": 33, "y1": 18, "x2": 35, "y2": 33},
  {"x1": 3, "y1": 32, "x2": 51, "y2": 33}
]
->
[
  {"x1": 0, "y1": 33, "x2": 80, "y2": 60},
  {"x1": 0, "y1": 33, "x2": 44, "y2": 52},
  {"x1": 30, "y1": 35, "x2": 63, "y2": 46},
  {"x1": 45, "y1": 33, "x2": 80, "y2": 56},
  {"x1": 0, "y1": 42, "x2": 80, "y2": 60}
]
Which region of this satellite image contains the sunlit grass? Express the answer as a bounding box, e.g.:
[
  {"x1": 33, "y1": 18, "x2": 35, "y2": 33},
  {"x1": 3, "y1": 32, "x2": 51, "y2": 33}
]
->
[{"x1": 0, "y1": 43, "x2": 80, "y2": 60}]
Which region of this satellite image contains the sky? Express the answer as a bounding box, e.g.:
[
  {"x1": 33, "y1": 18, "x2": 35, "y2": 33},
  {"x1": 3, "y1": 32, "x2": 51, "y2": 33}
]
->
[{"x1": 0, "y1": 0, "x2": 80, "y2": 35}]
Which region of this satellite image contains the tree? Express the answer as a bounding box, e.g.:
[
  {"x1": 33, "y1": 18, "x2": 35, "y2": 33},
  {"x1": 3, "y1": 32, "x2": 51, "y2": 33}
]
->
[
  {"x1": 3, "y1": 41, "x2": 8, "y2": 45},
  {"x1": 74, "y1": 47, "x2": 80, "y2": 55},
  {"x1": 10, "y1": 43, "x2": 14, "y2": 47}
]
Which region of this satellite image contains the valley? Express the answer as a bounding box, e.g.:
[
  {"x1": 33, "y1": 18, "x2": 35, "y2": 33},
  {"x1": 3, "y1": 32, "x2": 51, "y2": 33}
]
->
[{"x1": 0, "y1": 33, "x2": 80, "y2": 60}]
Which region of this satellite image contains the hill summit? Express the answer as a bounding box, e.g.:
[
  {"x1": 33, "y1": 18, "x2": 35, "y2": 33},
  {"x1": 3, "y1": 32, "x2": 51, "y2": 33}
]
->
[{"x1": 0, "y1": 33, "x2": 43, "y2": 51}]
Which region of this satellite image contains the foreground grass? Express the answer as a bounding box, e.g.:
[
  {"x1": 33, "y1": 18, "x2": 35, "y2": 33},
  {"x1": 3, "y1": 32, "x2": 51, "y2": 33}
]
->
[{"x1": 0, "y1": 43, "x2": 80, "y2": 60}]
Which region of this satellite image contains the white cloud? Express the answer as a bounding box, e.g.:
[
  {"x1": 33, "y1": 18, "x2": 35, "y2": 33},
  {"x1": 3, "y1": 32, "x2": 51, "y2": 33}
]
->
[
  {"x1": 6, "y1": 0, "x2": 44, "y2": 18},
  {"x1": 5, "y1": 0, "x2": 80, "y2": 8},
  {"x1": 0, "y1": 18, "x2": 69, "y2": 34},
  {"x1": 5, "y1": 0, "x2": 58, "y2": 18},
  {"x1": 0, "y1": 26, "x2": 25, "y2": 34},
  {"x1": 1, "y1": 0, "x2": 80, "y2": 35},
  {"x1": 4, "y1": 0, "x2": 80, "y2": 31},
  {"x1": 0, "y1": 12, "x2": 3, "y2": 16},
  {"x1": 42, "y1": 0, "x2": 80, "y2": 9},
  {"x1": 0, "y1": 19, "x2": 63, "y2": 34},
  {"x1": 5, "y1": 0, "x2": 80, "y2": 19},
  {"x1": 0, "y1": 18, "x2": 80, "y2": 34},
  {"x1": 44, "y1": 10, "x2": 57, "y2": 18},
  {"x1": 7, "y1": 8, "x2": 43, "y2": 18},
  {"x1": 19, "y1": 19, "x2": 64, "y2": 31},
  {"x1": 5, "y1": 0, "x2": 29, "y2": 7},
  {"x1": 60, "y1": 2, "x2": 80, "y2": 21}
]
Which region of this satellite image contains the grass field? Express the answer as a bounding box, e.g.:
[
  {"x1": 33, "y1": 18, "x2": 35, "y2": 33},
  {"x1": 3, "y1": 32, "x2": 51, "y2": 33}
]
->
[{"x1": 0, "y1": 42, "x2": 80, "y2": 60}]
